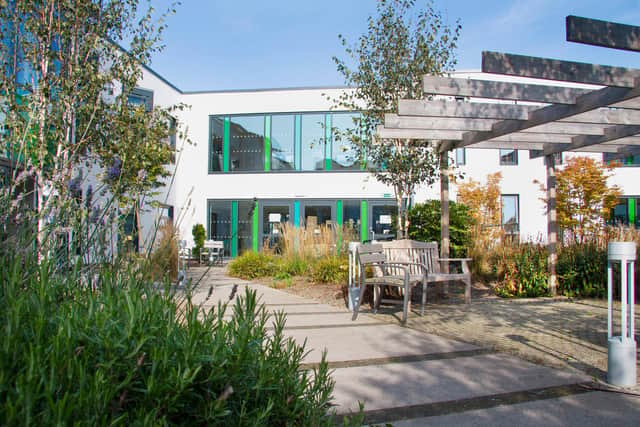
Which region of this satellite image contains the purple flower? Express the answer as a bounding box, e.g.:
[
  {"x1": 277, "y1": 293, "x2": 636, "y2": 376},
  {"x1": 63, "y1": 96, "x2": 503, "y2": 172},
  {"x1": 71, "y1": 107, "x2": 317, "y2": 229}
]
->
[
  {"x1": 85, "y1": 184, "x2": 93, "y2": 208},
  {"x1": 68, "y1": 176, "x2": 82, "y2": 199},
  {"x1": 107, "y1": 157, "x2": 121, "y2": 181},
  {"x1": 137, "y1": 169, "x2": 146, "y2": 181},
  {"x1": 90, "y1": 204, "x2": 101, "y2": 224}
]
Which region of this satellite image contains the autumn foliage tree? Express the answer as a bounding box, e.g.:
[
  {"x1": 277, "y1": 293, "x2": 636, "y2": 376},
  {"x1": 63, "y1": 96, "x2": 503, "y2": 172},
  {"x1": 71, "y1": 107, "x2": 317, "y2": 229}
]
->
[
  {"x1": 457, "y1": 172, "x2": 503, "y2": 244},
  {"x1": 551, "y1": 156, "x2": 621, "y2": 243}
]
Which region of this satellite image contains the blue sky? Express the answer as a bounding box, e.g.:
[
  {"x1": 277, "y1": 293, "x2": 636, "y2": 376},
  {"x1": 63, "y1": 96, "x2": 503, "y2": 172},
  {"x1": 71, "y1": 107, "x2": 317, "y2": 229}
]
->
[{"x1": 149, "y1": 0, "x2": 640, "y2": 92}]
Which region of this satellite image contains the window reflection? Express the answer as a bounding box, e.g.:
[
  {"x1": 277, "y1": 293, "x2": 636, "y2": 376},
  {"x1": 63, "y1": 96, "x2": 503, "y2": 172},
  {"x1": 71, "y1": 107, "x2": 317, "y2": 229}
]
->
[
  {"x1": 331, "y1": 113, "x2": 360, "y2": 170},
  {"x1": 501, "y1": 195, "x2": 519, "y2": 235},
  {"x1": 271, "y1": 114, "x2": 295, "y2": 170},
  {"x1": 209, "y1": 117, "x2": 224, "y2": 172},
  {"x1": 301, "y1": 114, "x2": 325, "y2": 171},
  {"x1": 230, "y1": 115, "x2": 264, "y2": 172}
]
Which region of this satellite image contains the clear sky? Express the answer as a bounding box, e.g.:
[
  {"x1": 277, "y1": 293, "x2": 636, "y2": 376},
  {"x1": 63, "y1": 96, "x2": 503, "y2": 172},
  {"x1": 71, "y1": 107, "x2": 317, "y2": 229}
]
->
[{"x1": 149, "y1": 0, "x2": 640, "y2": 92}]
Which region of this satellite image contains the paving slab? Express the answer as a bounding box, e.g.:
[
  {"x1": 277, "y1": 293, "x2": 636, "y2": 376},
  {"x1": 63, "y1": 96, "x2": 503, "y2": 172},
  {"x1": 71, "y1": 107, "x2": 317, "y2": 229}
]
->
[
  {"x1": 331, "y1": 353, "x2": 589, "y2": 413},
  {"x1": 278, "y1": 312, "x2": 381, "y2": 328},
  {"x1": 392, "y1": 390, "x2": 640, "y2": 427},
  {"x1": 285, "y1": 324, "x2": 479, "y2": 364}
]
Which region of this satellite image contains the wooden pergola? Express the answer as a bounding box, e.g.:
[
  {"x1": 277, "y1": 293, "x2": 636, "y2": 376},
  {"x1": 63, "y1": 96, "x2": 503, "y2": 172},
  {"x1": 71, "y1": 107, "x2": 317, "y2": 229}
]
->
[{"x1": 379, "y1": 16, "x2": 640, "y2": 294}]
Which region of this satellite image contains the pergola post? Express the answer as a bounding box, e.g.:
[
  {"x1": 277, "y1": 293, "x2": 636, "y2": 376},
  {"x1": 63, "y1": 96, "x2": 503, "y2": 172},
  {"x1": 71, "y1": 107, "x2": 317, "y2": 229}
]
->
[
  {"x1": 545, "y1": 154, "x2": 558, "y2": 296},
  {"x1": 440, "y1": 148, "x2": 450, "y2": 295}
]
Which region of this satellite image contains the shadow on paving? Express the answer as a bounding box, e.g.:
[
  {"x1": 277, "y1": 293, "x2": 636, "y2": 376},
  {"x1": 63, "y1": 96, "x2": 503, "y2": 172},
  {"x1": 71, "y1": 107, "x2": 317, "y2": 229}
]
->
[{"x1": 366, "y1": 285, "x2": 640, "y2": 385}]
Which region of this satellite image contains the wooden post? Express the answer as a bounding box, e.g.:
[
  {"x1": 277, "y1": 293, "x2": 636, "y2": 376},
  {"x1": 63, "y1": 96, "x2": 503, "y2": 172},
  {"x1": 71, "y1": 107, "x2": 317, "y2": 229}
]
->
[
  {"x1": 440, "y1": 149, "x2": 450, "y2": 295},
  {"x1": 545, "y1": 154, "x2": 558, "y2": 296}
]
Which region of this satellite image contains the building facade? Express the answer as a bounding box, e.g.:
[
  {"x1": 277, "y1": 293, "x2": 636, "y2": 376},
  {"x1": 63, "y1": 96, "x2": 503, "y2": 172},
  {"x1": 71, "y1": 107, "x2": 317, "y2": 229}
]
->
[{"x1": 134, "y1": 66, "x2": 640, "y2": 256}]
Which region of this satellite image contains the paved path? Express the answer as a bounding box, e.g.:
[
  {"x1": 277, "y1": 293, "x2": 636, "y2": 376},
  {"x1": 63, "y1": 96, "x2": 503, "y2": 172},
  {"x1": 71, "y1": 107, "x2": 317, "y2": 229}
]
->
[{"x1": 183, "y1": 267, "x2": 640, "y2": 425}]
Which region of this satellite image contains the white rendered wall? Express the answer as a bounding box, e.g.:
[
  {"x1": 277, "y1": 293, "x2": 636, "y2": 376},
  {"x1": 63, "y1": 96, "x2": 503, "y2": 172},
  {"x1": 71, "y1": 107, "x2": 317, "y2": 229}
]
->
[
  {"x1": 136, "y1": 69, "x2": 640, "y2": 248},
  {"x1": 173, "y1": 87, "x2": 392, "y2": 246}
]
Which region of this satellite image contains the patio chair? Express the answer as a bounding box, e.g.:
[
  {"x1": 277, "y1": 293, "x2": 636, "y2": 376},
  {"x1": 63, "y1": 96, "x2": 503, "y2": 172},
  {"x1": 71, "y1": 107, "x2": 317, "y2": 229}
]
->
[{"x1": 353, "y1": 243, "x2": 411, "y2": 324}]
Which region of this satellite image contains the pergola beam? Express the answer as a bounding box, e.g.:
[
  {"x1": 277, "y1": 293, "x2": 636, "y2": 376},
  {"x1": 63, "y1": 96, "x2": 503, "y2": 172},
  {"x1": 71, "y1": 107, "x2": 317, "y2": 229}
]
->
[
  {"x1": 482, "y1": 51, "x2": 640, "y2": 87},
  {"x1": 541, "y1": 124, "x2": 640, "y2": 156},
  {"x1": 398, "y1": 99, "x2": 537, "y2": 120},
  {"x1": 567, "y1": 16, "x2": 640, "y2": 53},
  {"x1": 384, "y1": 114, "x2": 496, "y2": 131},
  {"x1": 423, "y1": 75, "x2": 592, "y2": 104},
  {"x1": 462, "y1": 85, "x2": 640, "y2": 147},
  {"x1": 375, "y1": 126, "x2": 461, "y2": 140}
]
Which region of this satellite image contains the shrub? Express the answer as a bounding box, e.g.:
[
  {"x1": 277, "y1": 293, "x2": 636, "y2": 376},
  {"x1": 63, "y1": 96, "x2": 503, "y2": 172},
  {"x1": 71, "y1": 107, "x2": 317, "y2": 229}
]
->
[
  {"x1": 227, "y1": 251, "x2": 278, "y2": 279},
  {"x1": 557, "y1": 242, "x2": 607, "y2": 298},
  {"x1": 149, "y1": 222, "x2": 178, "y2": 281},
  {"x1": 407, "y1": 200, "x2": 473, "y2": 257},
  {"x1": 0, "y1": 253, "x2": 349, "y2": 425},
  {"x1": 493, "y1": 242, "x2": 550, "y2": 298},
  {"x1": 192, "y1": 223, "x2": 206, "y2": 260},
  {"x1": 311, "y1": 256, "x2": 348, "y2": 284},
  {"x1": 278, "y1": 255, "x2": 311, "y2": 277}
]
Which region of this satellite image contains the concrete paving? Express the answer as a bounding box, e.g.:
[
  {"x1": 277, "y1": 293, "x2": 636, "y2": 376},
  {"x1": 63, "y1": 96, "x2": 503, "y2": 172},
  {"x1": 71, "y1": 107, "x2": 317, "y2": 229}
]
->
[{"x1": 182, "y1": 266, "x2": 640, "y2": 425}]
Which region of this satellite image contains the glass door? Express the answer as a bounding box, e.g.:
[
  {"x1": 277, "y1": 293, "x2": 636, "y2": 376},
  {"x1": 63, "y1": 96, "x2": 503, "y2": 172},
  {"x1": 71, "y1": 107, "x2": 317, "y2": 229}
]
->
[{"x1": 260, "y1": 201, "x2": 293, "y2": 250}]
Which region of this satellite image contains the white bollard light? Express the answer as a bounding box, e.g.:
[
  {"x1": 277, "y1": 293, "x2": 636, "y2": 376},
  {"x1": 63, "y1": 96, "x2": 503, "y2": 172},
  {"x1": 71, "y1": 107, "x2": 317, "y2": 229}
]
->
[{"x1": 607, "y1": 242, "x2": 637, "y2": 387}]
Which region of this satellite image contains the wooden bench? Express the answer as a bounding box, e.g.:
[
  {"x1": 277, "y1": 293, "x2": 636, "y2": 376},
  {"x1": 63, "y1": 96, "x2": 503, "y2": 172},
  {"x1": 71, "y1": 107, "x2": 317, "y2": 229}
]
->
[
  {"x1": 382, "y1": 239, "x2": 472, "y2": 305},
  {"x1": 200, "y1": 240, "x2": 224, "y2": 265}
]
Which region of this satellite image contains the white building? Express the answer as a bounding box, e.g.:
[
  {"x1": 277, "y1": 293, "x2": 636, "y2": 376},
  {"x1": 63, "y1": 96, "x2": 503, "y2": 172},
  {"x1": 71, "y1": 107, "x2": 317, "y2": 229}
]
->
[{"x1": 134, "y1": 66, "x2": 640, "y2": 256}]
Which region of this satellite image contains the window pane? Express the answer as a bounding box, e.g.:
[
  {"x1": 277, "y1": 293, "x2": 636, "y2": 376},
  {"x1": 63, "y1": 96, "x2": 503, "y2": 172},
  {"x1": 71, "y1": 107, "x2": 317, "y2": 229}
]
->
[
  {"x1": 342, "y1": 200, "x2": 361, "y2": 241},
  {"x1": 301, "y1": 114, "x2": 325, "y2": 171},
  {"x1": 229, "y1": 115, "x2": 264, "y2": 172},
  {"x1": 208, "y1": 201, "x2": 232, "y2": 256},
  {"x1": 209, "y1": 117, "x2": 224, "y2": 172},
  {"x1": 499, "y1": 149, "x2": 518, "y2": 165},
  {"x1": 456, "y1": 148, "x2": 466, "y2": 165},
  {"x1": 262, "y1": 205, "x2": 290, "y2": 248},
  {"x1": 372, "y1": 204, "x2": 396, "y2": 241},
  {"x1": 331, "y1": 113, "x2": 360, "y2": 170},
  {"x1": 238, "y1": 200, "x2": 255, "y2": 254},
  {"x1": 501, "y1": 195, "x2": 519, "y2": 234},
  {"x1": 304, "y1": 204, "x2": 332, "y2": 228},
  {"x1": 271, "y1": 114, "x2": 295, "y2": 170},
  {"x1": 127, "y1": 87, "x2": 153, "y2": 112},
  {"x1": 611, "y1": 199, "x2": 629, "y2": 226}
]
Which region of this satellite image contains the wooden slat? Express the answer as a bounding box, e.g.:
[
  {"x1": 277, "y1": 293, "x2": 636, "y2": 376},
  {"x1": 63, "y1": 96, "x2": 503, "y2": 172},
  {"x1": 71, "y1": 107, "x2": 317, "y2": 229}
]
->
[
  {"x1": 385, "y1": 114, "x2": 496, "y2": 131},
  {"x1": 543, "y1": 124, "x2": 640, "y2": 155},
  {"x1": 482, "y1": 51, "x2": 640, "y2": 87},
  {"x1": 567, "y1": 15, "x2": 640, "y2": 52},
  {"x1": 462, "y1": 85, "x2": 640, "y2": 147},
  {"x1": 423, "y1": 75, "x2": 592, "y2": 103},
  {"x1": 376, "y1": 125, "x2": 462, "y2": 141},
  {"x1": 398, "y1": 99, "x2": 538, "y2": 120}
]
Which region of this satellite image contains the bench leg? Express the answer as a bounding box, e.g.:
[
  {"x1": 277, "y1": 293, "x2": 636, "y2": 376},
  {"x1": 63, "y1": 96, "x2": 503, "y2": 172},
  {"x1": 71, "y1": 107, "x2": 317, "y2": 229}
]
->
[
  {"x1": 464, "y1": 276, "x2": 471, "y2": 304},
  {"x1": 351, "y1": 283, "x2": 368, "y2": 321},
  {"x1": 402, "y1": 283, "x2": 411, "y2": 324},
  {"x1": 421, "y1": 278, "x2": 427, "y2": 316}
]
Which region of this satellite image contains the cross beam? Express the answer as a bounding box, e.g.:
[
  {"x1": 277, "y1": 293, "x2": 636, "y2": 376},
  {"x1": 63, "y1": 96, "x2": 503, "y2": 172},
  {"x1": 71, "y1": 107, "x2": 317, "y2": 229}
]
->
[
  {"x1": 482, "y1": 51, "x2": 640, "y2": 87},
  {"x1": 567, "y1": 16, "x2": 640, "y2": 53}
]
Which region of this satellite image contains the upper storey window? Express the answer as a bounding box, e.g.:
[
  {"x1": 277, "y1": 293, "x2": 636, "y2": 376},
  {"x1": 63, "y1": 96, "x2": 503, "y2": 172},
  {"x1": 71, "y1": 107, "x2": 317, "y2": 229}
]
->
[
  {"x1": 208, "y1": 111, "x2": 365, "y2": 174},
  {"x1": 499, "y1": 149, "x2": 518, "y2": 166},
  {"x1": 229, "y1": 116, "x2": 264, "y2": 172},
  {"x1": 127, "y1": 87, "x2": 153, "y2": 112}
]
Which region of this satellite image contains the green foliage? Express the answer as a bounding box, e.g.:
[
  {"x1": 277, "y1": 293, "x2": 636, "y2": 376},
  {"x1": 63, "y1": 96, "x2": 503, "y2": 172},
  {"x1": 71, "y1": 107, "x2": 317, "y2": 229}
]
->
[
  {"x1": 492, "y1": 243, "x2": 550, "y2": 298},
  {"x1": 332, "y1": 0, "x2": 461, "y2": 237},
  {"x1": 191, "y1": 223, "x2": 206, "y2": 260},
  {"x1": 407, "y1": 200, "x2": 473, "y2": 257},
  {"x1": 557, "y1": 243, "x2": 607, "y2": 298},
  {"x1": 227, "y1": 252, "x2": 278, "y2": 279},
  {"x1": 0, "y1": 0, "x2": 188, "y2": 216},
  {"x1": 0, "y1": 254, "x2": 346, "y2": 425},
  {"x1": 311, "y1": 256, "x2": 349, "y2": 284},
  {"x1": 278, "y1": 255, "x2": 311, "y2": 277}
]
